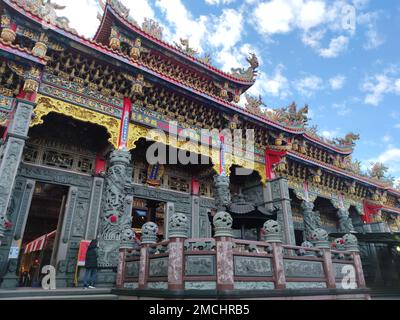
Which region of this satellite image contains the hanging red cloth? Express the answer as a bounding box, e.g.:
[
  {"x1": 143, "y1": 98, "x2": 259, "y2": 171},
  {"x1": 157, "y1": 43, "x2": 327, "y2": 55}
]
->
[
  {"x1": 265, "y1": 149, "x2": 287, "y2": 180},
  {"x1": 362, "y1": 200, "x2": 383, "y2": 224}
]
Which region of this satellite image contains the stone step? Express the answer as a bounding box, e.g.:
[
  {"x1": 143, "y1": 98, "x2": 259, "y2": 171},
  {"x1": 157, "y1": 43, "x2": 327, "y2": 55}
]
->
[
  {"x1": 2, "y1": 294, "x2": 119, "y2": 300},
  {"x1": 0, "y1": 288, "x2": 115, "y2": 300}
]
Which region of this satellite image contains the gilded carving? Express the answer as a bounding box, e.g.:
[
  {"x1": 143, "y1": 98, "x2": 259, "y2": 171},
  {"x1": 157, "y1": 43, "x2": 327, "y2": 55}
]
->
[{"x1": 31, "y1": 95, "x2": 120, "y2": 148}]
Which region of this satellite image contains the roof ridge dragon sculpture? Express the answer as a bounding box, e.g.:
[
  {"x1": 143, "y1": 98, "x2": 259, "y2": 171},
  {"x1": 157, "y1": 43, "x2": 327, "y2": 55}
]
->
[
  {"x1": 12, "y1": 0, "x2": 77, "y2": 33},
  {"x1": 230, "y1": 53, "x2": 259, "y2": 82}
]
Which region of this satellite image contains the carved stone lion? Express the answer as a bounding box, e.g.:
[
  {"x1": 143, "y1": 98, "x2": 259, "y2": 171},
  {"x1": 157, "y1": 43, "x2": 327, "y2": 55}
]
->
[
  {"x1": 213, "y1": 211, "x2": 233, "y2": 229},
  {"x1": 141, "y1": 222, "x2": 158, "y2": 244},
  {"x1": 309, "y1": 228, "x2": 328, "y2": 242},
  {"x1": 168, "y1": 212, "x2": 189, "y2": 238}
]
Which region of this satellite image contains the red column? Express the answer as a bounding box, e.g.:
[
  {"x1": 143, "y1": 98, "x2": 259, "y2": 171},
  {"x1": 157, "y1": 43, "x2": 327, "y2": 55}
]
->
[
  {"x1": 168, "y1": 238, "x2": 185, "y2": 291},
  {"x1": 118, "y1": 97, "x2": 132, "y2": 150},
  {"x1": 216, "y1": 236, "x2": 234, "y2": 292}
]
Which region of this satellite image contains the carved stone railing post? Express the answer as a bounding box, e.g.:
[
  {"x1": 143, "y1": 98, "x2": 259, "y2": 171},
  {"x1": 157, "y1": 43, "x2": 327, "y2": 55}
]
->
[
  {"x1": 0, "y1": 101, "x2": 33, "y2": 242},
  {"x1": 310, "y1": 228, "x2": 336, "y2": 289},
  {"x1": 138, "y1": 222, "x2": 158, "y2": 290},
  {"x1": 344, "y1": 234, "x2": 366, "y2": 288},
  {"x1": 264, "y1": 220, "x2": 286, "y2": 290},
  {"x1": 214, "y1": 211, "x2": 234, "y2": 292},
  {"x1": 168, "y1": 212, "x2": 189, "y2": 291},
  {"x1": 116, "y1": 248, "x2": 128, "y2": 289}
]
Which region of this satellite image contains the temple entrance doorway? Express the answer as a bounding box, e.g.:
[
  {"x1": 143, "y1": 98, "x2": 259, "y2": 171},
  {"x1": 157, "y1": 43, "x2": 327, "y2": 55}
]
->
[
  {"x1": 228, "y1": 166, "x2": 271, "y2": 241},
  {"x1": 132, "y1": 198, "x2": 166, "y2": 242},
  {"x1": 17, "y1": 182, "x2": 69, "y2": 288}
]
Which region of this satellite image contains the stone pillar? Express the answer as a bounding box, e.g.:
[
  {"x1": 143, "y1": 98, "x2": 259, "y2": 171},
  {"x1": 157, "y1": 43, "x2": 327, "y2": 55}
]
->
[
  {"x1": 97, "y1": 150, "x2": 133, "y2": 269},
  {"x1": 213, "y1": 175, "x2": 231, "y2": 212},
  {"x1": 301, "y1": 200, "x2": 322, "y2": 241},
  {"x1": 168, "y1": 212, "x2": 189, "y2": 291},
  {"x1": 267, "y1": 178, "x2": 296, "y2": 246},
  {"x1": 138, "y1": 222, "x2": 158, "y2": 290},
  {"x1": 214, "y1": 211, "x2": 234, "y2": 292},
  {"x1": 0, "y1": 100, "x2": 33, "y2": 243},
  {"x1": 337, "y1": 208, "x2": 355, "y2": 233},
  {"x1": 264, "y1": 220, "x2": 286, "y2": 289},
  {"x1": 310, "y1": 228, "x2": 336, "y2": 289},
  {"x1": 191, "y1": 196, "x2": 200, "y2": 238},
  {"x1": 344, "y1": 234, "x2": 366, "y2": 288}
]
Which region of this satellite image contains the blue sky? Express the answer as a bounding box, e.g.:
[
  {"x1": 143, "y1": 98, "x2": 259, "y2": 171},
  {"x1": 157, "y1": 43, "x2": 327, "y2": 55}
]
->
[{"x1": 56, "y1": 0, "x2": 400, "y2": 185}]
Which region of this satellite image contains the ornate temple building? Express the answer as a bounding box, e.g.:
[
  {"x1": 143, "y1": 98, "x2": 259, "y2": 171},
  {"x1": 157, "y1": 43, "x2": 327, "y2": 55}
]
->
[{"x1": 0, "y1": 0, "x2": 399, "y2": 296}]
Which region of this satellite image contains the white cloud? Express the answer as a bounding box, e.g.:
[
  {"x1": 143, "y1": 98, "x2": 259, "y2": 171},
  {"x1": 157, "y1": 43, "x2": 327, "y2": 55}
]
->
[
  {"x1": 205, "y1": 0, "x2": 235, "y2": 5},
  {"x1": 382, "y1": 135, "x2": 392, "y2": 143},
  {"x1": 246, "y1": 65, "x2": 291, "y2": 100},
  {"x1": 329, "y1": 75, "x2": 346, "y2": 90},
  {"x1": 55, "y1": 0, "x2": 100, "y2": 38},
  {"x1": 253, "y1": 0, "x2": 296, "y2": 35},
  {"x1": 156, "y1": 0, "x2": 209, "y2": 53},
  {"x1": 251, "y1": 0, "x2": 361, "y2": 58},
  {"x1": 209, "y1": 9, "x2": 243, "y2": 50},
  {"x1": 332, "y1": 102, "x2": 351, "y2": 116},
  {"x1": 362, "y1": 72, "x2": 400, "y2": 106},
  {"x1": 358, "y1": 11, "x2": 385, "y2": 50},
  {"x1": 321, "y1": 128, "x2": 342, "y2": 140},
  {"x1": 298, "y1": 0, "x2": 326, "y2": 31},
  {"x1": 369, "y1": 146, "x2": 400, "y2": 179},
  {"x1": 124, "y1": 0, "x2": 155, "y2": 25},
  {"x1": 293, "y1": 75, "x2": 323, "y2": 97},
  {"x1": 319, "y1": 35, "x2": 349, "y2": 58}
]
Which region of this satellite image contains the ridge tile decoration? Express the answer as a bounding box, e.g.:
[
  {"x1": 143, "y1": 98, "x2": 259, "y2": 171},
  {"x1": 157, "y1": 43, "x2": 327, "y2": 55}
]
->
[
  {"x1": 104, "y1": 23, "x2": 254, "y2": 104},
  {"x1": 102, "y1": 0, "x2": 254, "y2": 83},
  {"x1": 10, "y1": 0, "x2": 78, "y2": 34}
]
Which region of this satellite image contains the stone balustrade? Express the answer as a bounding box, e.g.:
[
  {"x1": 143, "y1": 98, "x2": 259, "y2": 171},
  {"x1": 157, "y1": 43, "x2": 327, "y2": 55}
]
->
[{"x1": 117, "y1": 236, "x2": 367, "y2": 292}]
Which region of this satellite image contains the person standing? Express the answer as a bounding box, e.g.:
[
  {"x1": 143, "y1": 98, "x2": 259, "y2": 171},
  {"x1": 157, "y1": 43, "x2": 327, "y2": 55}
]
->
[{"x1": 83, "y1": 239, "x2": 98, "y2": 289}]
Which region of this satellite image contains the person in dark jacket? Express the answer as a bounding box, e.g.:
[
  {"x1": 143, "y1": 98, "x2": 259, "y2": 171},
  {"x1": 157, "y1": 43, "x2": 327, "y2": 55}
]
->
[{"x1": 83, "y1": 239, "x2": 98, "y2": 289}]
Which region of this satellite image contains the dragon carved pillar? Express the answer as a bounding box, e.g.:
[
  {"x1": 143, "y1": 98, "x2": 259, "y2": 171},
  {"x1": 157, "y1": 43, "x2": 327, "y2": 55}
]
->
[{"x1": 97, "y1": 150, "x2": 134, "y2": 268}]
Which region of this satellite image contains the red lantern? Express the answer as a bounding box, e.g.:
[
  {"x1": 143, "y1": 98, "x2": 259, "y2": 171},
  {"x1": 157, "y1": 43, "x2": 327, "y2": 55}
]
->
[{"x1": 110, "y1": 215, "x2": 118, "y2": 223}]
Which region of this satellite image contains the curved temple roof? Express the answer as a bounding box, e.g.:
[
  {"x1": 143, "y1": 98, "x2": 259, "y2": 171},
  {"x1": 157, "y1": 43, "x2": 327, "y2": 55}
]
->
[{"x1": 2, "y1": 0, "x2": 399, "y2": 197}]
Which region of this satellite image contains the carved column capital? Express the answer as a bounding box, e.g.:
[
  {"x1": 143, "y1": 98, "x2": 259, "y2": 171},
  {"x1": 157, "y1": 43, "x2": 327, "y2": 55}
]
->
[{"x1": 301, "y1": 200, "x2": 315, "y2": 212}]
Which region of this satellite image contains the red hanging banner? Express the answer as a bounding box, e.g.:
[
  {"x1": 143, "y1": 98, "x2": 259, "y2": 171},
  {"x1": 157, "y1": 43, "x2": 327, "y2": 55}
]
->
[
  {"x1": 265, "y1": 149, "x2": 287, "y2": 180},
  {"x1": 362, "y1": 200, "x2": 383, "y2": 224}
]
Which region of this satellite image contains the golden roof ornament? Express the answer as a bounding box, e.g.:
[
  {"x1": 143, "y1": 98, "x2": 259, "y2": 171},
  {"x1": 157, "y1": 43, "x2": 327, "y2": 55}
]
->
[
  {"x1": 130, "y1": 37, "x2": 149, "y2": 61},
  {"x1": 268, "y1": 102, "x2": 310, "y2": 127},
  {"x1": 230, "y1": 53, "x2": 259, "y2": 82},
  {"x1": 142, "y1": 18, "x2": 163, "y2": 40},
  {"x1": 244, "y1": 94, "x2": 265, "y2": 114},
  {"x1": 123, "y1": 73, "x2": 152, "y2": 96},
  {"x1": 174, "y1": 38, "x2": 198, "y2": 57},
  {"x1": 334, "y1": 133, "x2": 360, "y2": 147},
  {"x1": 12, "y1": 0, "x2": 77, "y2": 33}
]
